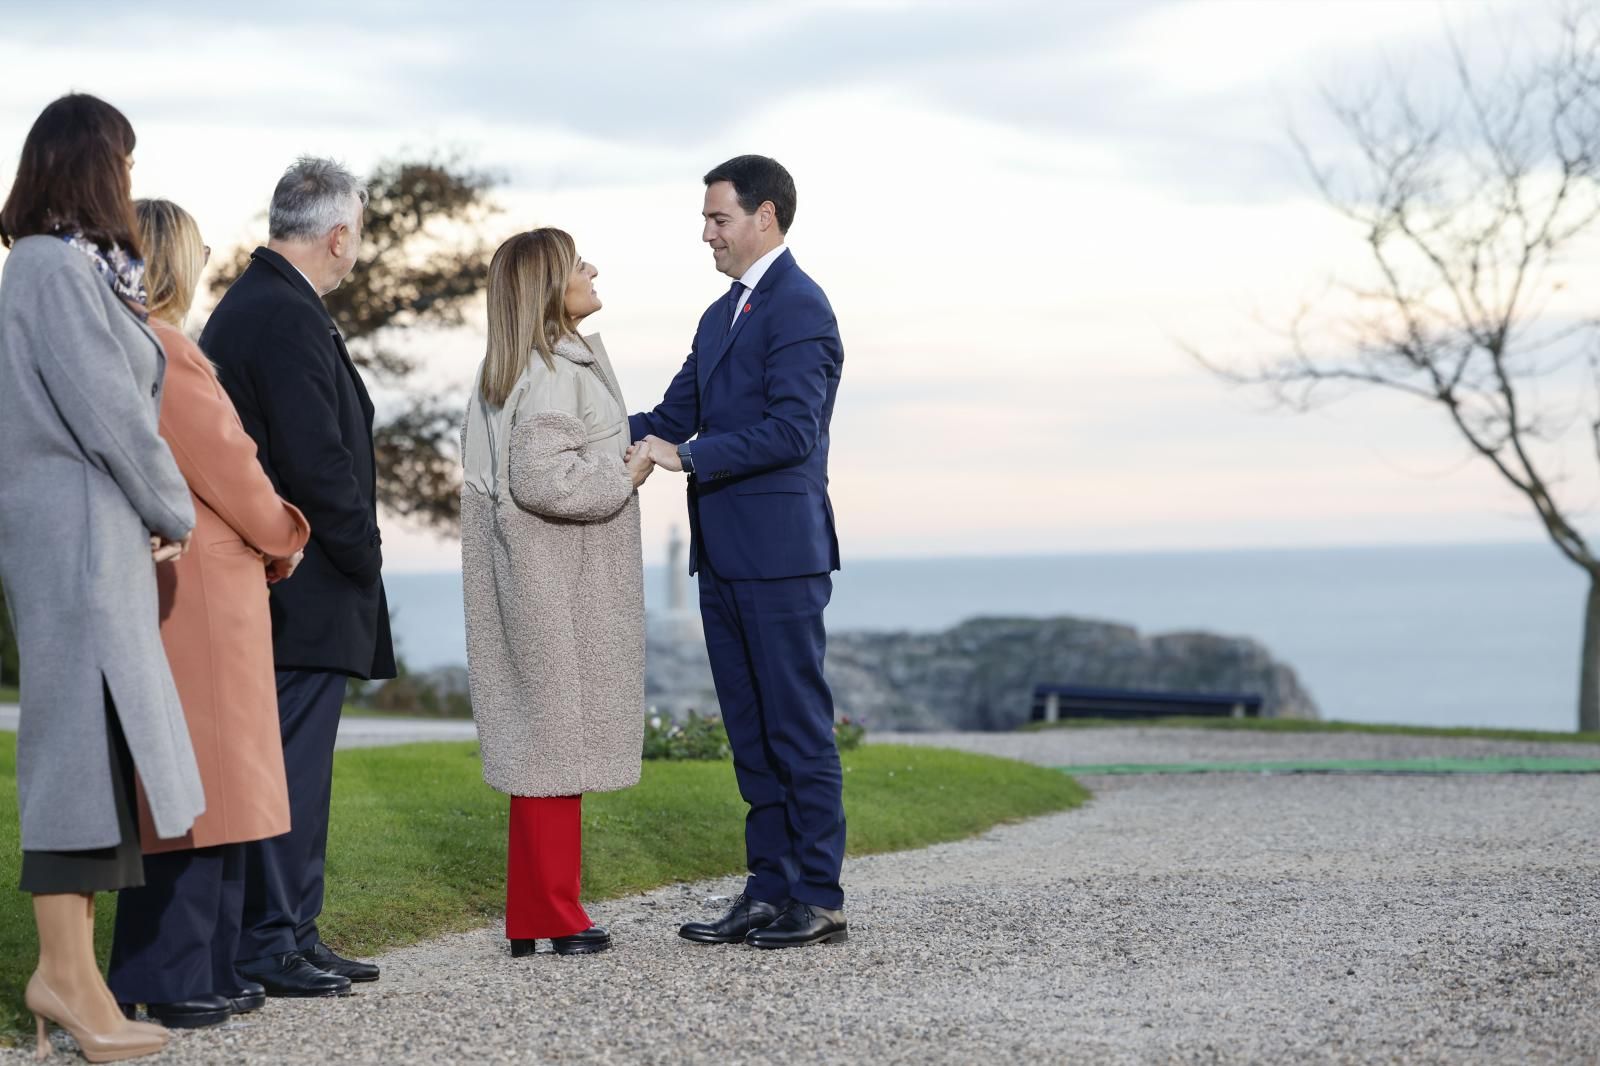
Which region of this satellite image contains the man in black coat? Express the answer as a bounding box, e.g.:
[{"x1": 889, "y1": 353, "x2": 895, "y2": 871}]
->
[{"x1": 201, "y1": 157, "x2": 395, "y2": 998}]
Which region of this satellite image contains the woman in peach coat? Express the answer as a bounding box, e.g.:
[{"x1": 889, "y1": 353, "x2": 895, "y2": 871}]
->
[{"x1": 107, "y1": 200, "x2": 311, "y2": 1029}]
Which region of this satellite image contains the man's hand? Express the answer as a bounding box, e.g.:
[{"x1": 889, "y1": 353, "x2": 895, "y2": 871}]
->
[
  {"x1": 642, "y1": 435, "x2": 683, "y2": 472},
  {"x1": 266, "y1": 549, "x2": 305, "y2": 585},
  {"x1": 151, "y1": 531, "x2": 193, "y2": 564},
  {"x1": 626, "y1": 442, "x2": 655, "y2": 488}
]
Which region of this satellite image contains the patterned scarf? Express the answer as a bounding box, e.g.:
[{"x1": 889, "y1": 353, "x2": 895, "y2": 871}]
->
[{"x1": 59, "y1": 231, "x2": 149, "y2": 321}]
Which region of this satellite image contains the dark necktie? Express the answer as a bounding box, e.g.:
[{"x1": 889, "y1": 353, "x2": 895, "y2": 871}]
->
[{"x1": 722, "y1": 280, "x2": 744, "y2": 335}]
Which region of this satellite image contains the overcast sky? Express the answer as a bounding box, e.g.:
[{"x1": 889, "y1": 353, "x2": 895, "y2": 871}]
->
[{"x1": 4, "y1": 0, "x2": 1594, "y2": 569}]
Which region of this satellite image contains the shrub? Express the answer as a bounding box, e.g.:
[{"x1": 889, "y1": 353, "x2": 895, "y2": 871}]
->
[
  {"x1": 641, "y1": 711, "x2": 867, "y2": 760},
  {"x1": 642, "y1": 710, "x2": 731, "y2": 761},
  {"x1": 356, "y1": 654, "x2": 472, "y2": 718}
]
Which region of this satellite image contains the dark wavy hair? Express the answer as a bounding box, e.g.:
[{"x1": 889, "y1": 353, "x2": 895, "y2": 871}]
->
[{"x1": 0, "y1": 93, "x2": 140, "y2": 255}]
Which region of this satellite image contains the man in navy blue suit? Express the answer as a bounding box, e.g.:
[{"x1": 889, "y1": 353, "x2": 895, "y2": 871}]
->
[{"x1": 630, "y1": 155, "x2": 847, "y2": 949}]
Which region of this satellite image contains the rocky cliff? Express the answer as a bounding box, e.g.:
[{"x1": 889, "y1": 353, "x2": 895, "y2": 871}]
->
[{"x1": 646, "y1": 614, "x2": 1321, "y2": 731}]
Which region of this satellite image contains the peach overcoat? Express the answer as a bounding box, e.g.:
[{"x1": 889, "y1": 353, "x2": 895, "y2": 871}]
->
[{"x1": 137, "y1": 319, "x2": 310, "y2": 853}]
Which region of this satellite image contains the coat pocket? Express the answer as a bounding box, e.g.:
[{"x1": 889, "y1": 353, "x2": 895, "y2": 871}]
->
[
  {"x1": 586, "y1": 421, "x2": 624, "y2": 447},
  {"x1": 732, "y1": 471, "x2": 809, "y2": 495}
]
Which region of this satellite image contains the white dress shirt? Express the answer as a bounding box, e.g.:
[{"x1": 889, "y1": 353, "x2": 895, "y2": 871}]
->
[
  {"x1": 289, "y1": 260, "x2": 319, "y2": 297},
  {"x1": 730, "y1": 244, "x2": 788, "y2": 324}
]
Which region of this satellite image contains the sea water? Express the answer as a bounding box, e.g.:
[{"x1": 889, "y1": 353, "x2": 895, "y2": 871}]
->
[{"x1": 383, "y1": 541, "x2": 1582, "y2": 732}]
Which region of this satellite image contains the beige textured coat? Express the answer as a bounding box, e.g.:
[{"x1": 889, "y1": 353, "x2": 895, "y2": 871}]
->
[{"x1": 461, "y1": 334, "x2": 645, "y2": 797}]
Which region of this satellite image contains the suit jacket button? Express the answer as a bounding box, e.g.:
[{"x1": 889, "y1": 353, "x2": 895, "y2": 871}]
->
[{"x1": 699, "y1": 423, "x2": 708, "y2": 434}]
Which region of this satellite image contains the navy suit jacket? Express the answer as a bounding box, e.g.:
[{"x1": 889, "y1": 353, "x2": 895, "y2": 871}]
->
[
  {"x1": 631, "y1": 249, "x2": 842, "y2": 580},
  {"x1": 201, "y1": 247, "x2": 396, "y2": 680}
]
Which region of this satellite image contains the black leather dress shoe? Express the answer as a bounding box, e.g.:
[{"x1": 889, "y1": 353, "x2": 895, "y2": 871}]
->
[
  {"x1": 302, "y1": 940, "x2": 380, "y2": 983},
  {"x1": 509, "y1": 939, "x2": 539, "y2": 958},
  {"x1": 236, "y1": 952, "x2": 352, "y2": 998},
  {"x1": 678, "y1": 894, "x2": 785, "y2": 944},
  {"x1": 226, "y1": 981, "x2": 267, "y2": 1014},
  {"x1": 142, "y1": 995, "x2": 233, "y2": 1029},
  {"x1": 551, "y1": 926, "x2": 611, "y2": 956},
  {"x1": 744, "y1": 901, "x2": 848, "y2": 949}
]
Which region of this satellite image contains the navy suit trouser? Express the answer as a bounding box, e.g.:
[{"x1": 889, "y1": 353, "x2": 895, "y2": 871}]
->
[
  {"x1": 108, "y1": 843, "x2": 245, "y2": 1004},
  {"x1": 237, "y1": 668, "x2": 345, "y2": 962},
  {"x1": 698, "y1": 563, "x2": 846, "y2": 909}
]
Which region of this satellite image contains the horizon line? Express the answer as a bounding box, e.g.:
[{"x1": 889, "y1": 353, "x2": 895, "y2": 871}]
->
[{"x1": 380, "y1": 535, "x2": 1575, "y2": 575}]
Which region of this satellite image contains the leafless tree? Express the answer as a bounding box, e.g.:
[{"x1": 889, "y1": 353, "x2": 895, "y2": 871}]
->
[{"x1": 1195, "y1": 8, "x2": 1600, "y2": 731}]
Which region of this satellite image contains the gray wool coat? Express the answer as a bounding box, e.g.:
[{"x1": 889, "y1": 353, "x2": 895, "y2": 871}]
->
[
  {"x1": 461, "y1": 334, "x2": 645, "y2": 797},
  {"x1": 0, "y1": 236, "x2": 204, "y2": 851}
]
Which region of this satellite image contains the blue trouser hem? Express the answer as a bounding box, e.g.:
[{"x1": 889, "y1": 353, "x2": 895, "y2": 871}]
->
[
  {"x1": 237, "y1": 668, "x2": 344, "y2": 964},
  {"x1": 108, "y1": 844, "x2": 242, "y2": 1004}
]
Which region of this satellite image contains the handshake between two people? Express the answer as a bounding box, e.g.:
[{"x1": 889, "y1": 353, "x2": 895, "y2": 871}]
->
[
  {"x1": 148, "y1": 532, "x2": 304, "y2": 585},
  {"x1": 623, "y1": 434, "x2": 685, "y2": 488}
]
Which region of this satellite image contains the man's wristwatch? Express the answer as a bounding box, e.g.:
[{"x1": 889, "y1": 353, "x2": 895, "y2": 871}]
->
[{"x1": 677, "y1": 442, "x2": 695, "y2": 475}]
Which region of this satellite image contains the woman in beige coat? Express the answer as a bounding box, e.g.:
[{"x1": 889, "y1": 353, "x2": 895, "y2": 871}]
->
[{"x1": 461, "y1": 229, "x2": 652, "y2": 957}]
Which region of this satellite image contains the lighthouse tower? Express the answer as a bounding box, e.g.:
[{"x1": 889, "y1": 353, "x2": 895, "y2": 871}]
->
[
  {"x1": 657, "y1": 525, "x2": 703, "y2": 639},
  {"x1": 667, "y1": 525, "x2": 688, "y2": 615}
]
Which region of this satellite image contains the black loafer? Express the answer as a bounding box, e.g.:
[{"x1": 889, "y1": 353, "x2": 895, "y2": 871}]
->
[
  {"x1": 226, "y1": 981, "x2": 267, "y2": 1014},
  {"x1": 236, "y1": 952, "x2": 352, "y2": 998},
  {"x1": 302, "y1": 940, "x2": 380, "y2": 983},
  {"x1": 745, "y1": 901, "x2": 848, "y2": 949},
  {"x1": 142, "y1": 994, "x2": 233, "y2": 1029},
  {"x1": 679, "y1": 894, "x2": 785, "y2": 944},
  {"x1": 551, "y1": 926, "x2": 611, "y2": 956}
]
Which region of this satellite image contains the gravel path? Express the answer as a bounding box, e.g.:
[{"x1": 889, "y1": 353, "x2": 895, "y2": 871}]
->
[
  {"x1": 9, "y1": 728, "x2": 1597, "y2": 1065},
  {"x1": 883, "y1": 725, "x2": 1600, "y2": 765}
]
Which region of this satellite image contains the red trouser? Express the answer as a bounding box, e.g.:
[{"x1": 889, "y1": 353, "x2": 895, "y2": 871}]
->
[{"x1": 505, "y1": 794, "x2": 592, "y2": 939}]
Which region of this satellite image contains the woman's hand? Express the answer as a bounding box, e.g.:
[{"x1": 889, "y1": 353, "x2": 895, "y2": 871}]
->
[
  {"x1": 627, "y1": 440, "x2": 655, "y2": 488},
  {"x1": 266, "y1": 549, "x2": 305, "y2": 585},
  {"x1": 151, "y1": 531, "x2": 192, "y2": 563}
]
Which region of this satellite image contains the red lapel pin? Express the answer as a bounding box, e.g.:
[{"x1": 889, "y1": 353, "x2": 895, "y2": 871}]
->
[{"x1": 744, "y1": 303, "x2": 752, "y2": 313}]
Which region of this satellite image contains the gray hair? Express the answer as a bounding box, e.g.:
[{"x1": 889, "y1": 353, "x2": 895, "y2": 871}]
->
[{"x1": 268, "y1": 156, "x2": 368, "y2": 241}]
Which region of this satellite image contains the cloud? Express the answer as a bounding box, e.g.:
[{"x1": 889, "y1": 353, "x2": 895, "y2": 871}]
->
[{"x1": 6, "y1": 0, "x2": 1592, "y2": 573}]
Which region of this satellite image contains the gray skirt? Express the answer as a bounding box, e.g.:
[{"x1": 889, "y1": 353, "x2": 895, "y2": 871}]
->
[{"x1": 17, "y1": 683, "x2": 144, "y2": 894}]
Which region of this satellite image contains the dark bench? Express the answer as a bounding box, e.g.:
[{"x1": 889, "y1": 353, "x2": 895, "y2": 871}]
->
[{"x1": 1030, "y1": 683, "x2": 1263, "y2": 722}]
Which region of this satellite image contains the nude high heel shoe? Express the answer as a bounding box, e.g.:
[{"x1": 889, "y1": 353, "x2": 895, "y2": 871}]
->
[{"x1": 26, "y1": 972, "x2": 168, "y2": 1062}]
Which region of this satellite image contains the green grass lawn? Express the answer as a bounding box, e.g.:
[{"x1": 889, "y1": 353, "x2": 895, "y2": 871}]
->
[
  {"x1": 0, "y1": 687, "x2": 16, "y2": 705},
  {"x1": 1023, "y1": 715, "x2": 1600, "y2": 745},
  {"x1": 0, "y1": 735, "x2": 1085, "y2": 1039}
]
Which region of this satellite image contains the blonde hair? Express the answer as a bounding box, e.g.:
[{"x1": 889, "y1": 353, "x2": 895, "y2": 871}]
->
[
  {"x1": 134, "y1": 198, "x2": 205, "y2": 326},
  {"x1": 480, "y1": 228, "x2": 588, "y2": 408}
]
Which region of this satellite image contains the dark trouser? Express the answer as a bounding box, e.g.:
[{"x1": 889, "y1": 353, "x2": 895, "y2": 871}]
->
[
  {"x1": 698, "y1": 565, "x2": 845, "y2": 910},
  {"x1": 107, "y1": 843, "x2": 245, "y2": 1004},
  {"x1": 504, "y1": 795, "x2": 590, "y2": 940},
  {"x1": 237, "y1": 669, "x2": 345, "y2": 962}
]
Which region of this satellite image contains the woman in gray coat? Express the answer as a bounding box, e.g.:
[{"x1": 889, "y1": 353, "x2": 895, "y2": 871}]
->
[
  {"x1": 462, "y1": 229, "x2": 652, "y2": 957},
  {"x1": 0, "y1": 94, "x2": 202, "y2": 1061}
]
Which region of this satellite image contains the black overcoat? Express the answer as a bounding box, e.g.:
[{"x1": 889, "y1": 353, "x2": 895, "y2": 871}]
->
[{"x1": 200, "y1": 247, "x2": 396, "y2": 680}]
